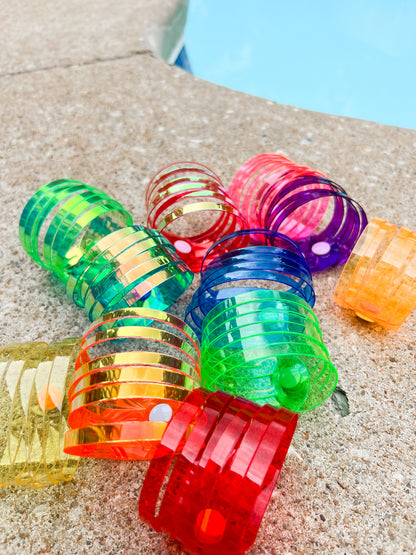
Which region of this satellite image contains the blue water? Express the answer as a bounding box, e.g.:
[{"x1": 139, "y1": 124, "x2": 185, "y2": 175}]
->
[{"x1": 185, "y1": 0, "x2": 416, "y2": 130}]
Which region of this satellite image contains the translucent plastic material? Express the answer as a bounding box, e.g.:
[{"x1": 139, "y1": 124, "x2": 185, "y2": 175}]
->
[
  {"x1": 146, "y1": 162, "x2": 247, "y2": 271},
  {"x1": 19, "y1": 181, "x2": 193, "y2": 320},
  {"x1": 139, "y1": 388, "x2": 298, "y2": 555},
  {"x1": 0, "y1": 339, "x2": 79, "y2": 488},
  {"x1": 64, "y1": 307, "x2": 201, "y2": 459},
  {"x1": 66, "y1": 226, "x2": 193, "y2": 320},
  {"x1": 201, "y1": 290, "x2": 337, "y2": 412},
  {"x1": 19, "y1": 179, "x2": 133, "y2": 283},
  {"x1": 334, "y1": 217, "x2": 416, "y2": 330},
  {"x1": 228, "y1": 154, "x2": 368, "y2": 271},
  {"x1": 185, "y1": 229, "x2": 315, "y2": 337}
]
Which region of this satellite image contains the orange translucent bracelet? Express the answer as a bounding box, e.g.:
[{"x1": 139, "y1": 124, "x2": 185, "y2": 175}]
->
[
  {"x1": 334, "y1": 217, "x2": 416, "y2": 330},
  {"x1": 0, "y1": 339, "x2": 79, "y2": 489},
  {"x1": 64, "y1": 307, "x2": 201, "y2": 459}
]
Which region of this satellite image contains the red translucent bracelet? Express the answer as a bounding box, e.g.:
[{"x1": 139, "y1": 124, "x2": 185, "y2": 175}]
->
[
  {"x1": 139, "y1": 388, "x2": 298, "y2": 554},
  {"x1": 146, "y1": 162, "x2": 247, "y2": 271}
]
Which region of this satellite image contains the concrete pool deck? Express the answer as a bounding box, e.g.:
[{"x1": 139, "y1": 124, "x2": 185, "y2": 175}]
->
[{"x1": 0, "y1": 1, "x2": 415, "y2": 553}]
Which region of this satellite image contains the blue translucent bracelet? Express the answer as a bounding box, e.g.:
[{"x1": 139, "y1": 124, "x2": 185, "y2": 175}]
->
[{"x1": 185, "y1": 229, "x2": 315, "y2": 337}]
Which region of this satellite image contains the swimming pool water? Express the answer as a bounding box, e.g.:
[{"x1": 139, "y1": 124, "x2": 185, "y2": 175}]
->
[{"x1": 185, "y1": 0, "x2": 416, "y2": 130}]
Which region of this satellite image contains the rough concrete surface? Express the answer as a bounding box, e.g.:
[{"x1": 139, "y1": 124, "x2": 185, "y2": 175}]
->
[
  {"x1": 0, "y1": 1, "x2": 415, "y2": 554},
  {"x1": 0, "y1": 0, "x2": 184, "y2": 75}
]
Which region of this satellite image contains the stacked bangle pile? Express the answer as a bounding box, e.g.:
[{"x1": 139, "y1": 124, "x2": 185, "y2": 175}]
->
[
  {"x1": 228, "y1": 154, "x2": 368, "y2": 271},
  {"x1": 64, "y1": 307, "x2": 201, "y2": 460},
  {"x1": 20, "y1": 180, "x2": 193, "y2": 320},
  {"x1": 0, "y1": 339, "x2": 79, "y2": 488},
  {"x1": 334, "y1": 217, "x2": 416, "y2": 329},
  {"x1": 146, "y1": 162, "x2": 247, "y2": 271},
  {"x1": 139, "y1": 388, "x2": 298, "y2": 555},
  {"x1": 14, "y1": 154, "x2": 412, "y2": 555},
  {"x1": 182, "y1": 226, "x2": 336, "y2": 412}
]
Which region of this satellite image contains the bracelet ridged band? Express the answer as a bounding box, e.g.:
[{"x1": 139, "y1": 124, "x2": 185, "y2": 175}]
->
[
  {"x1": 146, "y1": 162, "x2": 247, "y2": 271},
  {"x1": 64, "y1": 307, "x2": 201, "y2": 459},
  {"x1": 201, "y1": 290, "x2": 337, "y2": 412},
  {"x1": 139, "y1": 387, "x2": 298, "y2": 554},
  {"x1": 19, "y1": 179, "x2": 133, "y2": 282},
  {"x1": 0, "y1": 339, "x2": 79, "y2": 488},
  {"x1": 334, "y1": 217, "x2": 416, "y2": 329}
]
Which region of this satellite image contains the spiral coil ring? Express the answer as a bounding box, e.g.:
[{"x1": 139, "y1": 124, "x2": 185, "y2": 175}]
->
[
  {"x1": 0, "y1": 339, "x2": 79, "y2": 489},
  {"x1": 334, "y1": 217, "x2": 416, "y2": 329},
  {"x1": 228, "y1": 154, "x2": 367, "y2": 271},
  {"x1": 64, "y1": 307, "x2": 201, "y2": 459},
  {"x1": 228, "y1": 153, "x2": 325, "y2": 228},
  {"x1": 19, "y1": 180, "x2": 133, "y2": 282},
  {"x1": 139, "y1": 388, "x2": 297, "y2": 555},
  {"x1": 66, "y1": 225, "x2": 193, "y2": 321},
  {"x1": 20, "y1": 181, "x2": 193, "y2": 320},
  {"x1": 185, "y1": 229, "x2": 315, "y2": 337},
  {"x1": 201, "y1": 290, "x2": 337, "y2": 412},
  {"x1": 146, "y1": 162, "x2": 247, "y2": 271}
]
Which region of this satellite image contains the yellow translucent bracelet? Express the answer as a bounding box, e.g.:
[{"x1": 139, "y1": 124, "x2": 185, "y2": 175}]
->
[{"x1": 0, "y1": 339, "x2": 80, "y2": 489}]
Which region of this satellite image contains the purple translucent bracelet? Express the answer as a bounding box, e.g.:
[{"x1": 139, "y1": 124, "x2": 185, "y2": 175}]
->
[
  {"x1": 228, "y1": 154, "x2": 368, "y2": 271},
  {"x1": 264, "y1": 175, "x2": 368, "y2": 271}
]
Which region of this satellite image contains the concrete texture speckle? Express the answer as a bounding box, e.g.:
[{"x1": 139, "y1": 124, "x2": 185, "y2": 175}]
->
[
  {"x1": 0, "y1": 2, "x2": 415, "y2": 554},
  {"x1": 0, "y1": 0, "x2": 184, "y2": 75}
]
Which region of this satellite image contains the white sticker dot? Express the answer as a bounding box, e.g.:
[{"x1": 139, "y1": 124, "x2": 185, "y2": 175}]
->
[
  {"x1": 149, "y1": 403, "x2": 173, "y2": 422},
  {"x1": 174, "y1": 240, "x2": 192, "y2": 254},
  {"x1": 311, "y1": 241, "x2": 331, "y2": 256}
]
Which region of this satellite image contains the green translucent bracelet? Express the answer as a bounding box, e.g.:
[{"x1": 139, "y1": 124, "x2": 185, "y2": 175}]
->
[
  {"x1": 19, "y1": 180, "x2": 133, "y2": 283},
  {"x1": 66, "y1": 226, "x2": 193, "y2": 320},
  {"x1": 201, "y1": 290, "x2": 337, "y2": 412},
  {"x1": 20, "y1": 181, "x2": 193, "y2": 320}
]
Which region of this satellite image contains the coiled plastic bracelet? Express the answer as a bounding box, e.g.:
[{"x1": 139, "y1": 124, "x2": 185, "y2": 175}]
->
[
  {"x1": 19, "y1": 179, "x2": 132, "y2": 282},
  {"x1": 185, "y1": 229, "x2": 315, "y2": 337},
  {"x1": 228, "y1": 154, "x2": 368, "y2": 271},
  {"x1": 66, "y1": 225, "x2": 193, "y2": 321},
  {"x1": 64, "y1": 307, "x2": 201, "y2": 459},
  {"x1": 146, "y1": 162, "x2": 247, "y2": 271},
  {"x1": 20, "y1": 180, "x2": 193, "y2": 320},
  {"x1": 0, "y1": 339, "x2": 79, "y2": 488},
  {"x1": 334, "y1": 217, "x2": 416, "y2": 329},
  {"x1": 201, "y1": 290, "x2": 337, "y2": 412},
  {"x1": 139, "y1": 388, "x2": 297, "y2": 554}
]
